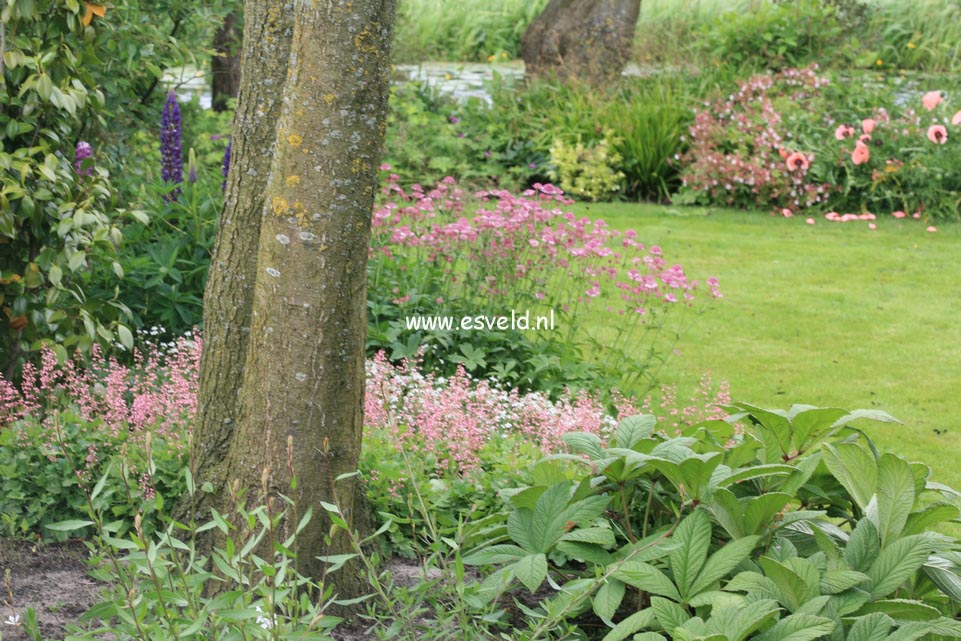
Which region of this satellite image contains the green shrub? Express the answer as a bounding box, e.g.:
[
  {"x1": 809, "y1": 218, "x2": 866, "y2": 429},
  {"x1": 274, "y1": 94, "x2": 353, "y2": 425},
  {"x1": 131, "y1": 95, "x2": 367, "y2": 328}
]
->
[
  {"x1": 464, "y1": 404, "x2": 961, "y2": 639},
  {"x1": 549, "y1": 134, "x2": 626, "y2": 202}
]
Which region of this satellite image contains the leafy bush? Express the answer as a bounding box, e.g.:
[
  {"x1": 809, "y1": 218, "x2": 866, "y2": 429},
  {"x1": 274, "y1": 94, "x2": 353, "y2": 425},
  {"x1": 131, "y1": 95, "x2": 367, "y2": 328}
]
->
[
  {"x1": 463, "y1": 404, "x2": 961, "y2": 640},
  {"x1": 549, "y1": 134, "x2": 626, "y2": 202}
]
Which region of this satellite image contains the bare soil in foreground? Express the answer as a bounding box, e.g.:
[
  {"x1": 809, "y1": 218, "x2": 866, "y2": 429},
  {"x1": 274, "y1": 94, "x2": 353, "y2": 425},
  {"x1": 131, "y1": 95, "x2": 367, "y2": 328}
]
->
[{"x1": 0, "y1": 538, "x2": 452, "y2": 641}]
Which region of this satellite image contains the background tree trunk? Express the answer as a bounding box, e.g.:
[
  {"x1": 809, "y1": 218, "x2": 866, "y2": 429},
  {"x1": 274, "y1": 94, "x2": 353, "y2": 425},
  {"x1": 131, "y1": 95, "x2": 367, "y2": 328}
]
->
[
  {"x1": 191, "y1": 0, "x2": 396, "y2": 599},
  {"x1": 520, "y1": 0, "x2": 641, "y2": 83},
  {"x1": 211, "y1": 11, "x2": 242, "y2": 112}
]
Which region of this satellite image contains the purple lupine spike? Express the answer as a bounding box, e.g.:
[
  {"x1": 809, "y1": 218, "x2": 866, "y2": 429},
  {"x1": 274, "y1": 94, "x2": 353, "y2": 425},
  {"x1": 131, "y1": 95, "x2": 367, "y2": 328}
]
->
[
  {"x1": 160, "y1": 89, "x2": 183, "y2": 201},
  {"x1": 74, "y1": 141, "x2": 93, "y2": 176},
  {"x1": 221, "y1": 137, "x2": 231, "y2": 193}
]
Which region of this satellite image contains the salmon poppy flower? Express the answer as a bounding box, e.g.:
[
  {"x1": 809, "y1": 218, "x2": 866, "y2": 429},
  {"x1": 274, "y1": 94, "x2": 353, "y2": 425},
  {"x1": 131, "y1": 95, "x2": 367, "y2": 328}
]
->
[
  {"x1": 835, "y1": 124, "x2": 854, "y2": 140},
  {"x1": 892, "y1": 210, "x2": 906, "y2": 219},
  {"x1": 785, "y1": 152, "x2": 809, "y2": 171},
  {"x1": 851, "y1": 142, "x2": 870, "y2": 165},
  {"x1": 927, "y1": 124, "x2": 948, "y2": 144},
  {"x1": 922, "y1": 91, "x2": 943, "y2": 111},
  {"x1": 862, "y1": 119, "x2": 876, "y2": 134},
  {"x1": 953, "y1": 110, "x2": 961, "y2": 126},
  {"x1": 777, "y1": 146, "x2": 789, "y2": 159}
]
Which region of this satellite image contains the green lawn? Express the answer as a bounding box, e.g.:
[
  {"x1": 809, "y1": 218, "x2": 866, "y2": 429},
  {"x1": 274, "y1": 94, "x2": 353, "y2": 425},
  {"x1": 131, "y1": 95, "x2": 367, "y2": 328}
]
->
[{"x1": 573, "y1": 202, "x2": 961, "y2": 489}]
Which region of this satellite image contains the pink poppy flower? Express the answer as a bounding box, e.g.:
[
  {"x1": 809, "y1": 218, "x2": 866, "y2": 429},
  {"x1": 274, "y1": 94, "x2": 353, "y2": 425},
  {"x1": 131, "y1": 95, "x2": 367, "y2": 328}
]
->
[
  {"x1": 868, "y1": 223, "x2": 877, "y2": 230},
  {"x1": 913, "y1": 212, "x2": 921, "y2": 219},
  {"x1": 953, "y1": 111, "x2": 961, "y2": 126},
  {"x1": 852, "y1": 142, "x2": 870, "y2": 165},
  {"x1": 785, "y1": 152, "x2": 809, "y2": 172},
  {"x1": 862, "y1": 119, "x2": 876, "y2": 134},
  {"x1": 805, "y1": 218, "x2": 815, "y2": 225},
  {"x1": 858, "y1": 133, "x2": 871, "y2": 143},
  {"x1": 927, "y1": 226, "x2": 937, "y2": 232},
  {"x1": 922, "y1": 91, "x2": 943, "y2": 111},
  {"x1": 927, "y1": 124, "x2": 948, "y2": 144},
  {"x1": 825, "y1": 211, "x2": 840, "y2": 221},
  {"x1": 835, "y1": 124, "x2": 854, "y2": 140},
  {"x1": 892, "y1": 210, "x2": 906, "y2": 219},
  {"x1": 781, "y1": 208, "x2": 794, "y2": 218}
]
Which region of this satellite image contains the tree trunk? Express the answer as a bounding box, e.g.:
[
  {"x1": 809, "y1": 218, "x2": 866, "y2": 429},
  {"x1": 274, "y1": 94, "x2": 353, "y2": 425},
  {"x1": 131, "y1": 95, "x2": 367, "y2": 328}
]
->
[
  {"x1": 211, "y1": 11, "x2": 242, "y2": 112},
  {"x1": 191, "y1": 0, "x2": 396, "y2": 600},
  {"x1": 191, "y1": 0, "x2": 292, "y2": 520},
  {"x1": 520, "y1": 0, "x2": 641, "y2": 84}
]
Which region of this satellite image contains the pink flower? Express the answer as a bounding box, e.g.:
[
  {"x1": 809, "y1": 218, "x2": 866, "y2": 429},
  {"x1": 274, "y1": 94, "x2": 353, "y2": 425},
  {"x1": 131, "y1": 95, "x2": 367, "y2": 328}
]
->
[
  {"x1": 953, "y1": 111, "x2": 961, "y2": 126},
  {"x1": 927, "y1": 226, "x2": 937, "y2": 232},
  {"x1": 805, "y1": 218, "x2": 815, "y2": 225},
  {"x1": 825, "y1": 211, "x2": 840, "y2": 221},
  {"x1": 868, "y1": 223, "x2": 877, "y2": 230},
  {"x1": 927, "y1": 124, "x2": 948, "y2": 144},
  {"x1": 781, "y1": 208, "x2": 793, "y2": 218},
  {"x1": 892, "y1": 210, "x2": 906, "y2": 219},
  {"x1": 922, "y1": 91, "x2": 943, "y2": 111},
  {"x1": 862, "y1": 118, "x2": 876, "y2": 134},
  {"x1": 835, "y1": 124, "x2": 854, "y2": 140},
  {"x1": 851, "y1": 142, "x2": 870, "y2": 165},
  {"x1": 913, "y1": 212, "x2": 921, "y2": 219},
  {"x1": 785, "y1": 152, "x2": 809, "y2": 172}
]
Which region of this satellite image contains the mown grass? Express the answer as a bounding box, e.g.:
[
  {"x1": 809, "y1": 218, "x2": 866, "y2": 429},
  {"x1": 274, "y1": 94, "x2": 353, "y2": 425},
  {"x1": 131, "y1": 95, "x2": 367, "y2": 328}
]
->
[{"x1": 572, "y1": 202, "x2": 961, "y2": 488}]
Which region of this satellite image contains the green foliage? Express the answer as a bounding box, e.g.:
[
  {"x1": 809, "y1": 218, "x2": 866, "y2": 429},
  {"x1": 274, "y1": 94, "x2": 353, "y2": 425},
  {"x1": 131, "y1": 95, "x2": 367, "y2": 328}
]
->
[
  {"x1": 392, "y1": 0, "x2": 548, "y2": 63},
  {"x1": 0, "y1": 0, "x2": 138, "y2": 375},
  {"x1": 462, "y1": 405, "x2": 961, "y2": 639},
  {"x1": 0, "y1": 410, "x2": 185, "y2": 541},
  {"x1": 549, "y1": 134, "x2": 626, "y2": 202}
]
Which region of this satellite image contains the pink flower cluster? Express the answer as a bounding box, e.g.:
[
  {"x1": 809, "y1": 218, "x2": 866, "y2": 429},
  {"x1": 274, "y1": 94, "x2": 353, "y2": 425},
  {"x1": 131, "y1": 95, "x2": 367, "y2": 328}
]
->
[
  {"x1": 372, "y1": 175, "x2": 720, "y2": 318},
  {"x1": 364, "y1": 350, "x2": 732, "y2": 475},
  {"x1": 0, "y1": 333, "x2": 200, "y2": 449},
  {"x1": 677, "y1": 65, "x2": 833, "y2": 213}
]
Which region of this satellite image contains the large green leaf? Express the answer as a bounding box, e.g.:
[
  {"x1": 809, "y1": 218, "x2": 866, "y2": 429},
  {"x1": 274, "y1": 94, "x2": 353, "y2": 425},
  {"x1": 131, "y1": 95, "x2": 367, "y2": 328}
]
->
[
  {"x1": 704, "y1": 599, "x2": 780, "y2": 641},
  {"x1": 612, "y1": 561, "x2": 682, "y2": 601},
  {"x1": 876, "y1": 453, "x2": 915, "y2": 547},
  {"x1": 855, "y1": 599, "x2": 940, "y2": 621},
  {"x1": 823, "y1": 442, "x2": 877, "y2": 511},
  {"x1": 819, "y1": 569, "x2": 869, "y2": 594},
  {"x1": 867, "y1": 535, "x2": 932, "y2": 599},
  {"x1": 846, "y1": 612, "x2": 893, "y2": 641},
  {"x1": 530, "y1": 482, "x2": 574, "y2": 552},
  {"x1": 513, "y1": 553, "x2": 548, "y2": 593},
  {"x1": 903, "y1": 503, "x2": 960, "y2": 537},
  {"x1": 615, "y1": 414, "x2": 656, "y2": 449},
  {"x1": 602, "y1": 608, "x2": 656, "y2": 641},
  {"x1": 789, "y1": 407, "x2": 849, "y2": 452},
  {"x1": 844, "y1": 518, "x2": 880, "y2": 573},
  {"x1": 560, "y1": 526, "x2": 615, "y2": 546},
  {"x1": 670, "y1": 510, "x2": 712, "y2": 599},
  {"x1": 462, "y1": 544, "x2": 527, "y2": 565},
  {"x1": 759, "y1": 556, "x2": 818, "y2": 612},
  {"x1": 754, "y1": 612, "x2": 835, "y2": 641},
  {"x1": 650, "y1": 596, "x2": 690, "y2": 634},
  {"x1": 689, "y1": 534, "x2": 760, "y2": 598},
  {"x1": 594, "y1": 578, "x2": 626, "y2": 621}
]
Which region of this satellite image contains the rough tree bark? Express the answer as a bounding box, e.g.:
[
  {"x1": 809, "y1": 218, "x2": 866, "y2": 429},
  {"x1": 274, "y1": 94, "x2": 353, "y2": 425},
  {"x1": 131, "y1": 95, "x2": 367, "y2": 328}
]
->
[
  {"x1": 190, "y1": 0, "x2": 396, "y2": 596},
  {"x1": 211, "y1": 10, "x2": 242, "y2": 112},
  {"x1": 520, "y1": 0, "x2": 641, "y2": 83}
]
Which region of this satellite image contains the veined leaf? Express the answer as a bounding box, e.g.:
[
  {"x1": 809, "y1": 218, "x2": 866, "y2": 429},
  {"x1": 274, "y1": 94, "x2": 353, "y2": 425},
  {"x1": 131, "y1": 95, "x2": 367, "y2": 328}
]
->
[
  {"x1": 594, "y1": 579, "x2": 626, "y2": 621},
  {"x1": 615, "y1": 414, "x2": 656, "y2": 448},
  {"x1": 462, "y1": 544, "x2": 528, "y2": 565},
  {"x1": 602, "y1": 608, "x2": 655, "y2": 641},
  {"x1": 823, "y1": 442, "x2": 877, "y2": 511},
  {"x1": 876, "y1": 453, "x2": 915, "y2": 547},
  {"x1": 650, "y1": 596, "x2": 690, "y2": 634},
  {"x1": 903, "y1": 503, "x2": 960, "y2": 537},
  {"x1": 612, "y1": 561, "x2": 681, "y2": 601},
  {"x1": 754, "y1": 612, "x2": 835, "y2": 641},
  {"x1": 867, "y1": 535, "x2": 932, "y2": 599},
  {"x1": 819, "y1": 569, "x2": 869, "y2": 594},
  {"x1": 560, "y1": 526, "x2": 615, "y2": 546},
  {"x1": 705, "y1": 599, "x2": 780, "y2": 641},
  {"x1": 689, "y1": 534, "x2": 760, "y2": 598},
  {"x1": 855, "y1": 599, "x2": 940, "y2": 621},
  {"x1": 670, "y1": 510, "x2": 712, "y2": 600},
  {"x1": 555, "y1": 541, "x2": 613, "y2": 566},
  {"x1": 513, "y1": 553, "x2": 548, "y2": 593},
  {"x1": 846, "y1": 612, "x2": 893, "y2": 641},
  {"x1": 844, "y1": 518, "x2": 880, "y2": 573},
  {"x1": 759, "y1": 556, "x2": 817, "y2": 612}
]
